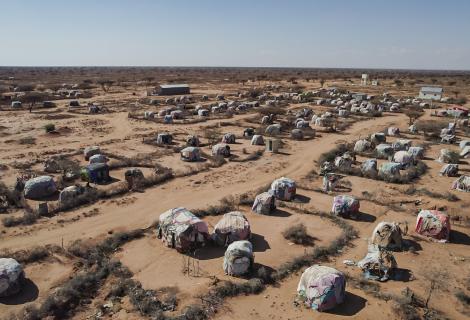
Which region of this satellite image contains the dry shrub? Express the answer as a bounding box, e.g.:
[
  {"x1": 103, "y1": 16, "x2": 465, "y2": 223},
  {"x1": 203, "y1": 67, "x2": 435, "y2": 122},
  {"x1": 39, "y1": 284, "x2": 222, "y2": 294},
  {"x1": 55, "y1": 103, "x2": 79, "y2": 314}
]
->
[{"x1": 282, "y1": 223, "x2": 313, "y2": 245}]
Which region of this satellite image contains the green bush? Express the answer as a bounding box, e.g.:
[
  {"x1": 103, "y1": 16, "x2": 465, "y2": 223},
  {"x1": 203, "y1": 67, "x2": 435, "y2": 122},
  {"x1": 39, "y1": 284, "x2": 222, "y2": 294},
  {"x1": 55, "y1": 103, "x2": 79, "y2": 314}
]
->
[{"x1": 44, "y1": 123, "x2": 55, "y2": 133}]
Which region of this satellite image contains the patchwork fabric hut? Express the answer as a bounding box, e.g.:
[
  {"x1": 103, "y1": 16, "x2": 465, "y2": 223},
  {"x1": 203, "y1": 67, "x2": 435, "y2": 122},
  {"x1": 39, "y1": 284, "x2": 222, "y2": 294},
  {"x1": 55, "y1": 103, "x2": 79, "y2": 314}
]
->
[
  {"x1": 11, "y1": 101, "x2": 22, "y2": 108},
  {"x1": 197, "y1": 109, "x2": 209, "y2": 117},
  {"x1": 357, "y1": 248, "x2": 397, "y2": 281},
  {"x1": 222, "y1": 133, "x2": 236, "y2": 144},
  {"x1": 186, "y1": 135, "x2": 200, "y2": 147},
  {"x1": 212, "y1": 143, "x2": 230, "y2": 157},
  {"x1": 252, "y1": 192, "x2": 276, "y2": 215},
  {"x1": 379, "y1": 162, "x2": 401, "y2": 181},
  {"x1": 440, "y1": 164, "x2": 458, "y2": 177},
  {"x1": 251, "y1": 135, "x2": 264, "y2": 146},
  {"x1": 157, "y1": 207, "x2": 209, "y2": 252},
  {"x1": 291, "y1": 129, "x2": 304, "y2": 140},
  {"x1": 297, "y1": 265, "x2": 346, "y2": 312},
  {"x1": 223, "y1": 240, "x2": 254, "y2": 276},
  {"x1": 460, "y1": 146, "x2": 470, "y2": 158},
  {"x1": 243, "y1": 128, "x2": 255, "y2": 137},
  {"x1": 124, "y1": 168, "x2": 144, "y2": 189},
  {"x1": 331, "y1": 195, "x2": 360, "y2": 218},
  {"x1": 59, "y1": 185, "x2": 85, "y2": 207},
  {"x1": 0, "y1": 258, "x2": 24, "y2": 297},
  {"x1": 370, "y1": 132, "x2": 386, "y2": 144},
  {"x1": 180, "y1": 147, "x2": 201, "y2": 162},
  {"x1": 212, "y1": 212, "x2": 251, "y2": 246},
  {"x1": 270, "y1": 177, "x2": 296, "y2": 201},
  {"x1": 361, "y1": 159, "x2": 378, "y2": 178},
  {"x1": 392, "y1": 139, "x2": 411, "y2": 151},
  {"x1": 393, "y1": 151, "x2": 414, "y2": 167},
  {"x1": 452, "y1": 175, "x2": 470, "y2": 192},
  {"x1": 81, "y1": 163, "x2": 110, "y2": 184},
  {"x1": 89, "y1": 154, "x2": 108, "y2": 164},
  {"x1": 408, "y1": 147, "x2": 424, "y2": 160},
  {"x1": 354, "y1": 139, "x2": 372, "y2": 153},
  {"x1": 157, "y1": 133, "x2": 173, "y2": 145},
  {"x1": 265, "y1": 124, "x2": 282, "y2": 136},
  {"x1": 84, "y1": 146, "x2": 100, "y2": 160},
  {"x1": 387, "y1": 127, "x2": 400, "y2": 136},
  {"x1": 415, "y1": 210, "x2": 450, "y2": 242},
  {"x1": 24, "y1": 176, "x2": 57, "y2": 200},
  {"x1": 163, "y1": 114, "x2": 173, "y2": 124},
  {"x1": 334, "y1": 154, "x2": 353, "y2": 171},
  {"x1": 370, "y1": 222, "x2": 403, "y2": 250},
  {"x1": 375, "y1": 144, "x2": 394, "y2": 159},
  {"x1": 459, "y1": 140, "x2": 470, "y2": 150}
]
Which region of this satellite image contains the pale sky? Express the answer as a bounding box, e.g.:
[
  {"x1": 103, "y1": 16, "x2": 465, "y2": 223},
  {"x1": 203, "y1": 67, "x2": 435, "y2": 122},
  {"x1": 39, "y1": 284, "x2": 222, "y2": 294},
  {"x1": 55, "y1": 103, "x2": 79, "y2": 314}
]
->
[{"x1": 1, "y1": 0, "x2": 469, "y2": 70}]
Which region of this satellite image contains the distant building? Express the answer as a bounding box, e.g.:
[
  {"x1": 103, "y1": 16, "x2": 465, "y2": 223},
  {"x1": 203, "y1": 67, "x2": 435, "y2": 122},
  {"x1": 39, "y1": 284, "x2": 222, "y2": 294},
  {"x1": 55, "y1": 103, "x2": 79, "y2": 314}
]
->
[
  {"x1": 371, "y1": 80, "x2": 379, "y2": 86},
  {"x1": 361, "y1": 74, "x2": 369, "y2": 86},
  {"x1": 419, "y1": 86, "x2": 443, "y2": 100},
  {"x1": 352, "y1": 93, "x2": 368, "y2": 101},
  {"x1": 156, "y1": 84, "x2": 190, "y2": 96}
]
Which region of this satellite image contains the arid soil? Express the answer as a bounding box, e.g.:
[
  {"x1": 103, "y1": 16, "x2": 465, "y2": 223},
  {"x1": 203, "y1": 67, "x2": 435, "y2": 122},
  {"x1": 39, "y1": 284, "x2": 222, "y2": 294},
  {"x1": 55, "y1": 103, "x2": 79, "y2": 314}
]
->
[{"x1": 0, "y1": 67, "x2": 469, "y2": 320}]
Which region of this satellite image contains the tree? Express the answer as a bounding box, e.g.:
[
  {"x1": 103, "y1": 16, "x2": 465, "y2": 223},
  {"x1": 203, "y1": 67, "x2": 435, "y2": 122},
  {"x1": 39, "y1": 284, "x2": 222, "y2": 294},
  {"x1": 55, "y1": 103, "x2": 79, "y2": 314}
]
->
[
  {"x1": 404, "y1": 109, "x2": 424, "y2": 125},
  {"x1": 394, "y1": 79, "x2": 404, "y2": 87},
  {"x1": 319, "y1": 79, "x2": 325, "y2": 88}
]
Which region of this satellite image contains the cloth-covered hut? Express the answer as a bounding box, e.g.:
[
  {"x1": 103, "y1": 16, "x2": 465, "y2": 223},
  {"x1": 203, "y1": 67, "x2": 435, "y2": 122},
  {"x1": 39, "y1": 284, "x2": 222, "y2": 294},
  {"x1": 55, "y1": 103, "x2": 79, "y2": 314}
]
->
[
  {"x1": 331, "y1": 195, "x2": 360, "y2": 218},
  {"x1": 24, "y1": 176, "x2": 57, "y2": 200},
  {"x1": 370, "y1": 222, "x2": 403, "y2": 250},
  {"x1": 0, "y1": 258, "x2": 24, "y2": 297},
  {"x1": 270, "y1": 177, "x2": 296, "y2": 201},
  {"x1": 252, "y1": 192, "x2": 276, "y2": 215},
  {"x1": 181, "y1": 147, "x2": 201, "y2": 162},
  {"x1": 84, "y1": 146, "x2": 100, "y2": 161},
  {"x1": 357, "y1": 248, "x2": 397, "y2": 282},
  {"x1": 452, "y1": 175, "x2": 470, "y2": 192},
  {"x1": 81, "y1": 163, "x2": 110, "y2": 184},
  {"x1": 251, "y1": 135, "x2": 264, "y2": 146},
  {"x1": 212, "y1": 143, "x2": 230, "y2": 157},
  {"x1": 440, "y1": 164, "x2": 458, "y2": 177},
  {"x1": 415, "y1": 210, "x2": 450, "y2": 242},
  {"x1": 212, "y1": 212, "x2": 251, "y2": 246},
  {"x1": 223, "y1": 240, "x2": 254, "y2": 276}
]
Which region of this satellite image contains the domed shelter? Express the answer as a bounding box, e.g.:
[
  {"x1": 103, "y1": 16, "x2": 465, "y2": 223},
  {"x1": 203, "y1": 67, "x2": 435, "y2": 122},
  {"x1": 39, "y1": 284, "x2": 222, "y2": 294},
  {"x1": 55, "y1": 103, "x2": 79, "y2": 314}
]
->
[
  {"x1": 250, "y1": 135, "x2": 264, "y2": 146},
  {"x1": 291, "y1": 129, "x2": 304, "y2": 140},
  {"x1": 393, "y1": 151, "x2": 414, "y2": 167},
  {"x1": 387, "y1": 127, "x2": 400, "y2": 136},
  {"x1": 378, "y1": 162, "x2": 401, "y2": 181},
  {"x1": 331, "y1": 195, "x2": 360, "y2": 218},
  {"x1": 59, "y1": 185, "x2": 86, "y2": 207},
  {"x1": 223, "y1": 240, "x2": 254, "y2": 276},
  {"x1": 354, "y1": 139, "x2": 372, "y2": 153},
  {"x1": 186, "y1": 135, "x2": 200, "y2": 147},
  {"x1": 181, "y1": 147, "x2": 201, "y2": 162},
  {"x1": 452, "y1": 175, "x2": 470, "y2": 192},
  {"x1": 265, "y1": 124, "x2": 282, "y2": 136},
  {"x1": 252, "y1": 192, "x2": 276, "y2": 215},
  {"x1": 222, "y1": 133, "x2": 236, "y2": 144},
  {"x1": 438, "y1": 149, "x2": 459, "y2": 164},
  {"x1": 361, "y1": 159, "x2": 378, "y2": 178},
  {"x1": 213, "y1": 212, "x2": 251, "y2": 246},
  {"x1": 124, "y1": 168, "x2": 144, "y2": 189},
  {"x1": 84, "y1": 145, "x2": 100, "y2": 161},
  {"x1": 212, "y1": 143, "x2": 230, "y2": 157},
  {"x1": 440, "y1": 164, "x2": 458, "y2": 177},
  {"x1": 375, "y1": 144, "x2": 394, "y2": 159},
  {"x1": 0, "y1": 258, "x2": 24, "y2": 297},
  {"x1": 408, "y1": 147, "x2": 424, "y2": 160},
  {"x1": 156, "y1": 133, "x2": 173, "y2": 145},
  {"x1": 157, "y1": 207, "x2": 209, "y2": 252},
  {"x1": 81, "y1": 163, "x2": 110, "y2": 184},
  {"x1": 392, "y1": 139, "x2": 411, "y2": 151},
  {"x1": 357, "y1": 248, "x2": 397, "y2": 281},
  {"x1": 24, "y1": 176, "x2": 57, "y2": 200},
  {"x1": 415, "y1": 210, "x2": 450, "y2": 242},
  {"x1": 243, "y1": 128, "x2": 255, "y2": 137},
  {"x1": 297, "y1": 265, "x2": 346, "y2": 312},
  {"x1": 370, "y1": 222, "x2": 403, "y2": 250},
  {"x1": 370, "y1": 132, "x2": 386, "y2": 144},
  {"x1": 270, "y1": 177, "x2": 296, "y2": 201},
  {"x1": 89, "y1": 154, "x2": 108, "y2": 164}
]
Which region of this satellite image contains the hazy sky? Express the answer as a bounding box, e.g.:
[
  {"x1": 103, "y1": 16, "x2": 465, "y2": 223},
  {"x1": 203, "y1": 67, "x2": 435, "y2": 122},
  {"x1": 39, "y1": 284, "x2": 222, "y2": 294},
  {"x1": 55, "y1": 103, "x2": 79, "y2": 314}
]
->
[{"x1": 1, "y1": 0, "x2": 469, "y2": 69}]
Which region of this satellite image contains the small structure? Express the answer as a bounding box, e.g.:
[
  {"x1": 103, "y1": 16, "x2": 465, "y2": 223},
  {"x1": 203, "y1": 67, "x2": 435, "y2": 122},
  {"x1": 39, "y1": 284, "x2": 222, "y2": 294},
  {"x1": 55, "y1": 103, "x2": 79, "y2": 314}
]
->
[
  {"x1": 0, "y1": 258, "x2": 24, "y2": 297},
  {"x1": 297, "y1": 265, "x2": 346, "y2": 312},
  {"x1": 163, "y1": 114, "x2": 173, "y2": 124},
  {"x1": 353, "y1": 92, "x2": 367, "y2": 100},
  {"x1": 59, "y1": 185, "x2": 86, "y2": 207},
  {"x1": 265, "y1": 124, "x2": 282, "y2": 136},
  {"x1": 69, "y1": 100, "x2": 80, "y2": 107},
  {"x1": 361, "y1": 74, "x2": 369, "y2": 86},
  {"x1": 222, "y1": 133, "x2": 236, "y2": 144},
  {"x1": 375, "y1": 144, "x2": 394, "y2": 159},
  {"x1": 243, "y1": 128, "x2": 255, "y2": 137},
  {"x1": 144, "y1": 111, "x2": 155, "y2": 119},
  {"x1": 334, "y1": 154, "x2": 353, "y2": 171},
  {"x1": 357, "y1": 248, "x2": 397, "y2": 282},
  {"x1": 212, "y1": 211, "x2": 251, "y2": 246},
  {"x1": 156, "y1": 84, "x2": 190, "y2": 96},
  {"x1": 387, "y1": 127, "x2": 400, "y2": 136},
  {"x1": 11, "y1": 101, "x2": 22, "y2": 108},
  {"x1": 265, "y1": 138, "x2": 280, "y2": 153},
  {"x1": 156, "y1": 133, "x2": 173, "y2": 145},
  {"x1": 370, "y1": 222, "x2": 403, "y2": 250},
  {"x1": 157, "y1": 207, "x2": 209, "y2": 252},
  {"x1": 361, "y1": 159, "x2": 378, "y2": 178},
  {"x1": 415, "y1": 210, "x2": 450, "y2": 242},
  {"x1": 24, "y1": 176, "x2": 57, "y2": 200},
  {"x1": 89, "y1": 154, "x2": 108, "y2": 164},
  {"x1": 419, "y1": 86, "x2": 443, "y2": 101},
  {"x1": 270, "y1": 177, "x2": 296, "y2": 201},
  {"x1": 354, "y1": 139, "x2": 372, "y2": 153},
  {"x1": 460, "y1": 146, "x2": 470, "y2": 158},
  {"x1": 439, "y1": 164, "x2": 458, "y2": 177},
  {"x1": 186, "y1": 135, "x2": 200, "y2": 147},
  {"x1": 408, "y1": 146, "x2": 424, "y2": 160},
  {"x1": 84, "y1": 146, "x2": 101, "y2": 161},
  {"x1": 378, "y1": 162, "x2": 401, "y2": 181},
  {"x1": 180, "y1": 147, "x2": 201, "y2": 162},
  {"x1": 250, "y1": 135, "x2": 264, "y2": 146},
  {"x1": 452, "y1": 175, "x2": 470, "y2": 192},
  {"x1": 393, "y1": 151, "x2": 414, "y2": 167},
  {"x1": 370, "y1": 132, "x2": 386, "y2": 144},
  {"x1": 252, "y1": 192, "x2": 276, "y2": 215},
  {"x1": 438, "y1": 149, "x2": 459, "y2": 164},
  {"x1": 331, "y1": 195, "x2": 360, "y2": 218},
  {"x1": 81, "y1": 163, "x2": 110, "y2": 184},
  {"x1": 212, "y1": 143, "x2": 230, "y2": 157},
  {"x1": 124, "y1": 168, "x2": 144, "y2": 189},
  {"x1": 392, "y1": 139, "x2": 411, "y2": 151},
  {"x1": 291, "y1": 129, "x2": 304, "y2": 140},
  {"x1": 223, "y1": 240, "x2": 253, "y2": 276}
]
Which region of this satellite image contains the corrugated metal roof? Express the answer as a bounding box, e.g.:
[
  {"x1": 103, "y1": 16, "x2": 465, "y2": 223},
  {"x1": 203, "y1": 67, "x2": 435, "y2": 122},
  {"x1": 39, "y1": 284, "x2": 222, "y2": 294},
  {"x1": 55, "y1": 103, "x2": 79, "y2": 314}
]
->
[
  {"x1": 160, "y1": 84, "x2": 189, "y2": 89},
  {"x1": 420, "y1": 86, "x2": 443, "y2": 93}
]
